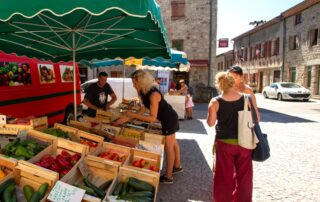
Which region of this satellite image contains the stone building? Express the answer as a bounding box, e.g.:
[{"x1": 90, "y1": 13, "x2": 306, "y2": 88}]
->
[
  {"x1": 156, "y1": 0, "x2": 218, "y2": 101},
  {"x1": 215, "y1": 50, "x2": 234, "y2": 73},
  {"x1": 233, "y1": 0, "x2": 320, "y2": 96},
  {"x1": 282, "y1": 0, "x2": 320, "y2": 96},
  {"x1": 233, "y1": 16, "x2": 284, "y2": 92}
]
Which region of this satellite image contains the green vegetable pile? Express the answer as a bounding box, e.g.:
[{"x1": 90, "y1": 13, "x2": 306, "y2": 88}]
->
[
  {"x1": 43, "y1": 128, "x2": 69, "y2": 139},
  {"x1": 2, "y1": 138, "x2": 46, "y2": 160},
  {"x1": 112, "y1": 177, "x2": 155, "y2": 202},
  {"x1": 74, "y1": 176, "x2": 112, "y2": 199}
]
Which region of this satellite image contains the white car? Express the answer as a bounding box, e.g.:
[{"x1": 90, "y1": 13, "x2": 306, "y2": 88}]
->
[{"x1": 262, "y1": 82, "x2": 311, "y2": 101}]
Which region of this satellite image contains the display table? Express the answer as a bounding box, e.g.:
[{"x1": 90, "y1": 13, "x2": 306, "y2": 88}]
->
[{"x1": 164, "y1": 95, "x2": 185, "y2": 119}]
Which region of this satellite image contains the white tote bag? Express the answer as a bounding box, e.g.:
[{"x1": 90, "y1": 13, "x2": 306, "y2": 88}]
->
[{"x1": 238, "y1": 95, "x2": 259, "y2": 149}]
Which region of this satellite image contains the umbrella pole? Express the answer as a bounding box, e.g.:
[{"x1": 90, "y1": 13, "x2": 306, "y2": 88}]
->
[
  {"x1": 73, "y1": 32, "x2": 77, "y2": 120},
  {"x1": 122, "y1": 65, "x2": 125, "y2": 100}
]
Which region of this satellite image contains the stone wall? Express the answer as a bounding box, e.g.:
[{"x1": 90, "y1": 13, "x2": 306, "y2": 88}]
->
[{"x1": 284, "y1": 3, "x2": 320, "y2": 95}]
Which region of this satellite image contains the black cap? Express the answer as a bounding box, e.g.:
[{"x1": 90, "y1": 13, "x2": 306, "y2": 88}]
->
[
  {"x1": 229, "y1": 66, "x2": 243, "y2": 76},
  {"x1": 98, "y1": 72, "x2": 108, "y2": 77}
]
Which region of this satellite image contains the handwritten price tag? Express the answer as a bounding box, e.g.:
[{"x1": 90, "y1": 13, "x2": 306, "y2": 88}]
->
[
  {"x1": 48, "y1": 181, "x2": 85, "y2": 202},
  {"x1": 17, "y1": 130, "x2": 28, "y2": 141}
]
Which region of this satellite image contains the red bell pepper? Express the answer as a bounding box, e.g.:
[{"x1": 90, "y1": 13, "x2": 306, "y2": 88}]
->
[
  {"x1": 56, "y1": 154, "x2": 71, "y2": 167},
  {"x1": 70, "y1": 153, "x2": 81, "y2": 165},
  {"x1": 61, "y1": 150, "x2": 71, "y2": 161}
]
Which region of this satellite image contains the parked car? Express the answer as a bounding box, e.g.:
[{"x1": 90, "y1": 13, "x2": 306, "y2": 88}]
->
[
  {"x1": 262, "y1": 82, "x2": 311, "y2": 101},
  {"x1": 0, "y1": 52, "x2": 82, "y2": 125},
  {"x1": 81, "y1": 78, "x2": 138, "y2": 110}
]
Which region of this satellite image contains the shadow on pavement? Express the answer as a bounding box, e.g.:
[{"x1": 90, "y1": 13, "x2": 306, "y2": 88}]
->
[
  {"x1": 178, "y1": 119, "x2": 208, "y2": 135},
  {"x1": 157, "y1": 139, "x2": 213, "y2": 202},
  {"x1": 260, "y1": 108, "x2": 316, "y2": 123}
]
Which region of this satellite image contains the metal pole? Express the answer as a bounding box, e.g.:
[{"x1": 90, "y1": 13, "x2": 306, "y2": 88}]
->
[
  {"x1": 72, "y1": 32, "x2": 77, "y2": 120},
  {"x1": 208, "y1": 0, "x2": 213, "y2": 99}
]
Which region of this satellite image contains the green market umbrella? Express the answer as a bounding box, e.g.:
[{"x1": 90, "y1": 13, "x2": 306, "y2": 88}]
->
[{"x1": 0, "y1": 0, "x2": 170, "y2": 118}]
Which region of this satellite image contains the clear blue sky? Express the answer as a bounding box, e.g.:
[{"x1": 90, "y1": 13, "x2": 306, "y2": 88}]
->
[{"x1": 216, "y1": 0, "x2": 304, "y2": 54}]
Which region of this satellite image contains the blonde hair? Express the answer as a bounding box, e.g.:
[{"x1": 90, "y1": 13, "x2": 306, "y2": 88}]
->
[
  {"x1": 131, "y1": 70, "x2": 157, "y2": 94},
  {"x1": 215, "y1": 72, "x2": 235, "y2": 92}
]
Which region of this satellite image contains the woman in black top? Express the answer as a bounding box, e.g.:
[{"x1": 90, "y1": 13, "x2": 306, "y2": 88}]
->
[
  {"x1": 207, "y1": 72, "x2": 253, "y2": 202},
  {"x1": 115, "y1": 70, "x2": 183, "y2": 184}
]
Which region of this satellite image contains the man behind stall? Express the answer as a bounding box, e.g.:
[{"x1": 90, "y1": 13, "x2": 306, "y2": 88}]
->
[{"x1": 83, "y1": 72, "x2": 117, "y2": 117}]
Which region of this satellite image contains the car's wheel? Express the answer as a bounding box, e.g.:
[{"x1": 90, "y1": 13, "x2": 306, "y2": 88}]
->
[
  {"x1": 63, "y1": 108, "x2": 75, "y2": 125},
  {"x1": 263, "y1": 92, "x2": 268, "y2": 98},
  {"x1": 277, "y1": 93, "x2": 283, "y2": 101}
]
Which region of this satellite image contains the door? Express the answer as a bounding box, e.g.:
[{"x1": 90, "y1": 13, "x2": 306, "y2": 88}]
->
[
  {"x1": 259, "y1": 72, "x2": 264, "y2": 93},
  {"x1": 318, "y1": 67, "x2": 320, "y2": 95}
]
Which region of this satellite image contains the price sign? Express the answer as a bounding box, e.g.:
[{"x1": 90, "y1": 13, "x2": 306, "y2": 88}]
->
[{"x1": 48, "y1": 181, "x2": 85, "y2": 202}]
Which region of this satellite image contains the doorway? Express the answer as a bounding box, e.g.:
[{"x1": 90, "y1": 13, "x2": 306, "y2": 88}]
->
[{"x1": 259, "y1": 72, "x2": 264, "y2": 93}]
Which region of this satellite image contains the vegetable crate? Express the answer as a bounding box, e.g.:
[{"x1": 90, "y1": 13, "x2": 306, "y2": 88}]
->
[
  {"x1": 0, "y1": 160, "x2": 59, "y2": 202},
  {"x1": 146, "y1": 123, "x2": 162, "y2": 135},
  {"x1": 28, "y1": 138, "x2": 89, "y2": 181},
  {"x1": 77, "y1": 130, "x2": 104, "y2": 154},
  {"x1": 69, "y1": 120, "x2": 101, "y2": 135},
  {"x1": 98, "y1": 124, "x2": 122, "y2": 140},
  {"x1": 106, "y1": 167, "x2": 159, "y2": 202},
  {"x1": 0, "y1": 116, "x2": 48, "y2": 135},
  {"x1": 118, "y1": 127, "x2": 144, "y2": 142},
  {"x1": 63, "y1": 155, "x2": 119, "y2": 202},
  {"x1": 142, "y1": 133, "x2": 165, "y2": 145},
  {"x1": 112, "y1": 135, "x2": 139, "y2": 148},
  {"x1": 53, "y1": 123, "x2": 79, "y2": 140},
  {"x1": 0, "y1": 156, "x2": 17, "y2": 184},
  {"x1": 124, "y1": 149, "x2": 161, "y2": 177},
  {"x1": 0, "y1": 129, "x2": 57, "y2": 162},
  {"x1": 136, "y1": 141, "x2": 164, "y2": 170},
  {"x1": 89, "y1": 142, "x2": 131, "y2": 166}
]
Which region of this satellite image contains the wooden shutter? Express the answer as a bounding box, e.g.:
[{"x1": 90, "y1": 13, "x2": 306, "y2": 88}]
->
[{"x1": 268, "y1": 40, "x2": 272, "y2": 57}]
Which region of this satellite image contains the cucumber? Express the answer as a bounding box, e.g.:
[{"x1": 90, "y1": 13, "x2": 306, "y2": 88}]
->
[
  {"x1": 120, "y1": 182, "x2": 128, "y2": 197},
  {"x1": 98, "y1": 179, "x2": 112, "y2": 190},
  {"x1": 12, "y1": 191, "x2": 17, "y2": 202},
  {"x1": 83, "y1": 177, "x2": 105, "y2": 198},
  {"x1": 23, "y1": 185, "x2": 34, "y2": 201},
  {"x1": 125, "y1": 191, "x2": 154, "y2": 198},
  {"x1": 3, "y1": 184, "x2": 15, "y2": 202},
  {"x1": 29, "y1": 191, "x2": 41, "y2": 202},
  {"x1": 119, "y1": 195, "x2": 153, "y2": 202},
  {"x1": 78, "y1": 184, "x2": 97, "y2": 197},
  {"x1": 112, "y1": 182, "x2": 123, "y2": 196},
  {"x1": 37, "y1": 183, "x2": 48, "y2": 199},
  {"x1": 128, "y1": 186, "x2": 136, "y2": 193},
  {"x1": 0, "y1": 178, "x2": 15, "y2": 195},
  {"x1": 127, "y1": 177, "x2": 154, "y2": 192}
]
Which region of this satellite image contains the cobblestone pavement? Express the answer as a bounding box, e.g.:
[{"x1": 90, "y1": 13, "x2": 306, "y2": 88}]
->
[{"x1": 157, "y1": 95, "x2": 320, "y2": 202}]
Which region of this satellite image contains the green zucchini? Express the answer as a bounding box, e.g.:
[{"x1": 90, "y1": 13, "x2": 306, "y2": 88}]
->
[
  {"x1": 120, "y1": 182, "x2": 128, "y2": 197},
  {"x1": 127, "y1": 177, "x2": 154, "y2": 192},
  {"x1": 38, "y1": 183, "x2": 48, "y2": 199},
  {"x1": 83, "y1": 177, "x2": 105, "y2": 198},
  {"x1": 128, "y1": 186, "x2": 136, "y2": 193},
  {"x1": 125, "y1": 191, "x2": 154, "y2": 198},
  {"x1": 98, "y1": 179, "x2": 112, "y2": 190},
  {"x1": 29, "y1": 191, "x2": 41, "y2": 202},
  {"x1": 119, "y1": 195, "x2": 153, "y2": 202},
  {"x1": 3, "y1": 184, "x2": 15, "y2": 202},
  {"x1": 23, "y1": 185, "x2": 34, "y2": 202},
  {"x1": 78, "y1": 184, "x2": 97, "y2": 197},
  {"x1": 112, "y1": 182, "x2": 123, "y2": 196},
  {"x1": 0, "y1": 178, "x2": 15, "y2": 195}
]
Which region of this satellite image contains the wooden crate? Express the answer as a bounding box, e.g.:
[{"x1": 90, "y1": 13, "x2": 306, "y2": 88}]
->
[
  {"x1": 29, "y1": 138, "x2": 89, "y2": 181},
  {"x1": 112, "y1": 134, "x2": 139, "y2": 148},
  {"x1": 107, "y1": 166, "x2": 159, "y2": 202},
  {"x1": 0, "y1": 116, "x2": 48, "y2": 135},
  {"x1": 77, "y1": 130, "x2": 104, "y2": 154},
  {"x1": 69, "y1": 120, "x2": 91, "y2": 132},
  {"x1": 30, "y1": 116, "x2": 48, "y2": 131},
  {"x1": 89, "y1": 142, "x2": 131, "y2": 166},
  {"x1": 0, "y1": 156, "x2": 17, "y2": 184},
  {"x1": 137, "y1": 140, "x2": 164, "y2": 170},
  {"x1": 142, "y1": 132, "x2": 165, "y2": 145},
  {"x1": 98, "y1": 124, "x2": 122, "y2": 139},
  {"x1": 63, "y1": 155, "x2": 119, "y2": 202},
  {"x1": 6, "y1": 160, "x2": 59, "y2": 202},
  {"x1": 0, "y1": 129, "x2": 57, "y2": 162},
  {"x1": 124, "y1": 149, "x2": 161, "y2": 177},
  {"x1": 53, "y1": 123, "x2": 79, "y2": 140},
  {"x1": 120, "y1": 127, "x2": 143, "y2": 140}
]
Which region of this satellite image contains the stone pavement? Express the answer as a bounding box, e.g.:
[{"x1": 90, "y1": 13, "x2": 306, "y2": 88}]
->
[{"x1": 157, "y1": 95, "x2": 320, "y2": 202}]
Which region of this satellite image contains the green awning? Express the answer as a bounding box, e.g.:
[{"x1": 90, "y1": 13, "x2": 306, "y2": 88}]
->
[{"x1": 0, "y1": 0, "x2": 171, "y2": 62}]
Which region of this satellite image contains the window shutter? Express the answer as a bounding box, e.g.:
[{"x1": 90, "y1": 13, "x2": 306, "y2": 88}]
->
[
  {"x1": 249, "y1": 47, "x2": 252, "y2": 60},
  {"x1": 275, "y1": 37, "x2": 279, "y2": 54}
]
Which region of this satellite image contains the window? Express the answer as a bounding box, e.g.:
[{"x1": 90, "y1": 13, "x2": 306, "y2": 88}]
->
[
  {"x1": 226, "y1": 61, "x2": 229, "y2": 68},
  {"x1": 249, "y1": 47, "x2": 253, "y2": 60},
  {"x1": 244, "y1": 48, "x2": 248, "y2": 61},
  {"x1": 273, "y1": 38, "x2": 279, "y2": 55},
  {"x1": 267, "y1": 40, "x2": 272, "y2": 58},
  {"x1": 0, "y1": 61, "x2": 32, "y2": 86},
  {"x1": 289, "y1": 35, "x2": 300, "y2": 50},
  {"x1": 307, "y1": 66, "x2": 312, "y2": 87},
  {"x1": 172, "y1": 39, "x2": 184, "y2": 51},
  {"x1": 171, "y1": 1, "x2": 185, "y2": 19},
  {"x1": 290, "y1": 67, "x2": 296, "y2": 82},
  {"x1": 309, "y1": 29, "x2": 318, "y2": 46},
  {"x1": 262, "y1": 42, "x2": 268, "y2": 58},
  {"x1": 295, "y1": 13, "x2": 302, "y2": 25},
  {"x1": 273, "y1": 70, "x2": 280, "y2": 82},
  {"x1": 110, "y1": 71, "x2": 122, "y2": 78}
]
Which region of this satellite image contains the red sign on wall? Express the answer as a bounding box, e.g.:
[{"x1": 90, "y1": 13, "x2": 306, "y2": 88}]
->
[{"x1": 218, "y1": 38, "x2": 229, "y2": 48}]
